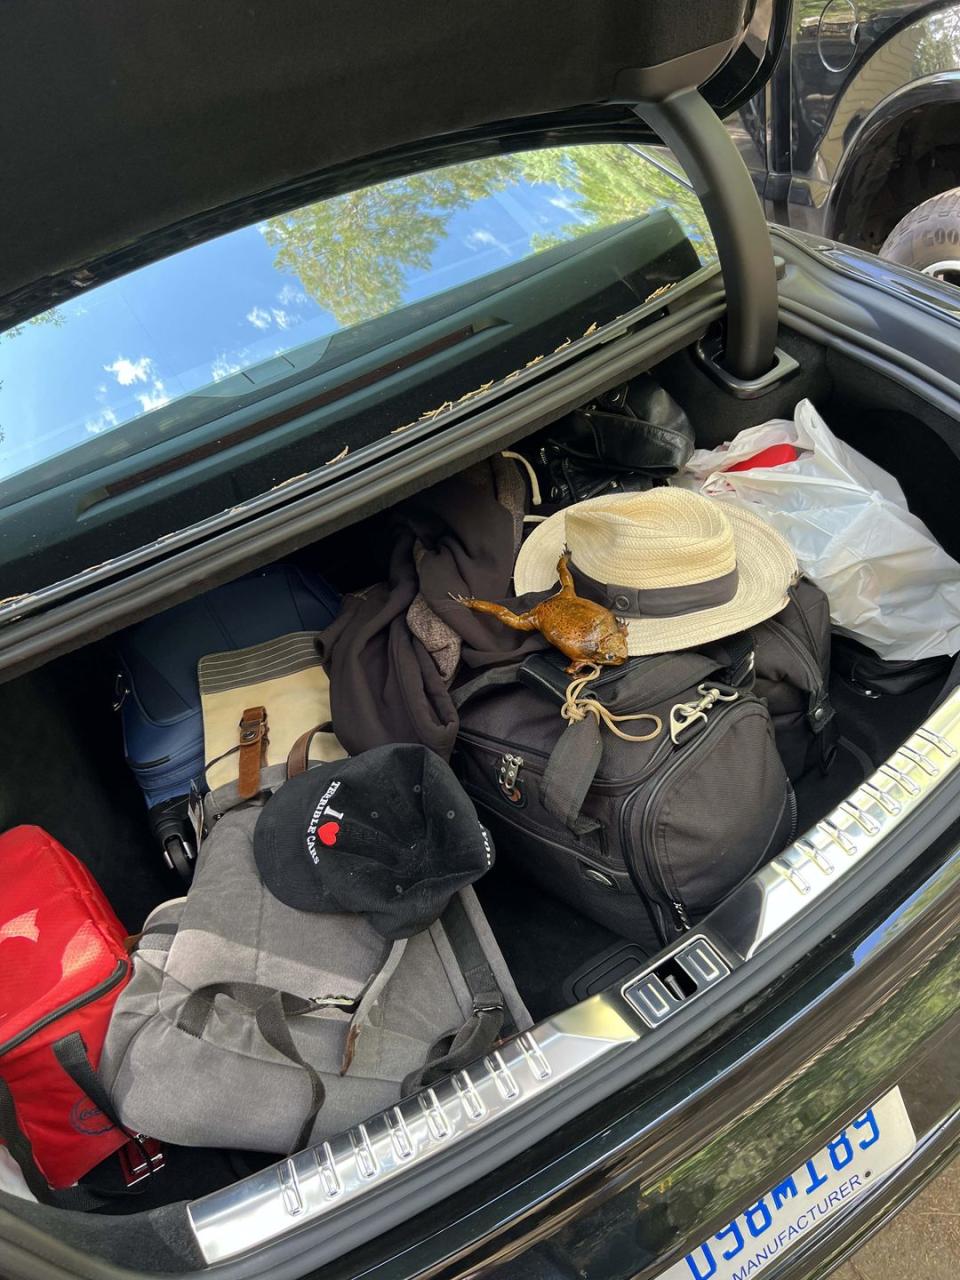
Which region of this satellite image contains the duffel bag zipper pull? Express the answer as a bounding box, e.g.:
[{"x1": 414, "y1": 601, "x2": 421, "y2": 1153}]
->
[
  {"x1": 669, "y1": 684, "x2": 739, "y2": 745},
  {"x1": 671, "y1": 900, "x2": 692, "y2": 930},
  {"x1": 498, "y1": 753, "x2": 524, "y2": 803}
]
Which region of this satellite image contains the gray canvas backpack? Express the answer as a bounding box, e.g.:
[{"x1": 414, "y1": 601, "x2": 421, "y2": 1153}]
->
[{"x1": 100, "y1": 774, "x2": 530, "y2": 1155}]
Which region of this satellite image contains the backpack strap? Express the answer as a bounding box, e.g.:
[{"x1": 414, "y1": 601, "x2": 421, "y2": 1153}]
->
[
  {"x1": 402, "y1": 895, "x2": 506, "y2": 1094},
  {"x1": 756, "y1": 585, "x2": 837, "y2": 772},
  {"x1": 237, "y1": 707, "x2": 269, "y2": 800},
  {"x1": 174, "y1": 983, "x2": 331, "y2": 1153},
  {"x1": 250, "y1": 995, "x2": 326, "y2": 1152}
]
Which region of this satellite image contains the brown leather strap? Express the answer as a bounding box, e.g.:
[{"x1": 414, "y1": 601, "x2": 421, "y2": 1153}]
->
[
  {"x1": 237, "y1": 706, "x2": 268, "y2": 799},
  {"x1": 286, "y1": 722, "x2": 333, "y2": 779}
]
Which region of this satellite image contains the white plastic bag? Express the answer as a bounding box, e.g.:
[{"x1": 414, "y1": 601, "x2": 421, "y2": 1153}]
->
[
  {"x1": 0, "y1": 1147, "x2": 37, "y2": 1202},
  {"x1": 678, "y1": 399, "x2": 960, "y2": 661}
]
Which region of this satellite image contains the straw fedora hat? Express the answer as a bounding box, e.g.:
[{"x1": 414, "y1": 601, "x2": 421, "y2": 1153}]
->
[{"x1": 513, "y1": 488, "x2": 797, "y2": 656}]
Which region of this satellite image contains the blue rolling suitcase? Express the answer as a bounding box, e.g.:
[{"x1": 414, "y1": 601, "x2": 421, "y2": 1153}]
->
[{"x1": 115, "y1": 563, "x2": 339, "y2": 877}]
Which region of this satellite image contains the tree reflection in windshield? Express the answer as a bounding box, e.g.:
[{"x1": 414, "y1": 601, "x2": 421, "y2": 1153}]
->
[
  {"x1": 262, "y1": 144, "x2": 714, "y2": 329},
  {"x1": 0, "y1": 143, "x2": 714, "y2": 487}
]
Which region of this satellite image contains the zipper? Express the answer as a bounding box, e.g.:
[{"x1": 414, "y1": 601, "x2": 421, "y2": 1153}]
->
[
  {"x1": 786, "y1": 781, "x2": 799, "y2": 844},
  {"x1": 763, "y1": 617, "x2": 833, "y2": 736},
  {"x1": 112, "y1": 671, "x2": 128, "y2": 712},
  {"x1": 670, "y1": 899, "x2": 692, "y2": 929},
  {"x1": 670, "y1": 768, "x2": 798, "y2": 931},
  {"x1": 465, "y1": 787, "x2": 614, "y2": 869},
  {"x1": 0, "y1": 957, "x2": 128, "y2": 1057},
  {"x1": 764, "y1": 617, "x2": 824, "y2": 697},
  {"x1": 459, "y1": 727, "x2": 674, "y2": 794},
  {"x1": 626, "y1": 700, "x2": 747, "y2": 914},
  {"x1": 788, "y1": 583, "x2": 824, "y2": 664},
  {"x1": 497, "y1": 754, "x2": 524, "y2": 802},
  {"x1": 126, "y1": 747, "x2": 205, "y2": 787},
  {"x1": 633, "y1": 713, "x2": 797, "y2": 931}
]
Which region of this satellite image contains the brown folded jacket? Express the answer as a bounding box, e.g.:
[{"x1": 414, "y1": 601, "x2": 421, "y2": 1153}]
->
[{"x1": 317, "y1": 460, "x2": 548, "y2": 758}]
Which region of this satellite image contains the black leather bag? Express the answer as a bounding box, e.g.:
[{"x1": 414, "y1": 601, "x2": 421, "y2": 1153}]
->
[
  {"x1": 453, "y1": 641, "x2": 795, "y2": 951},
  {"x1": 831, "y1": 634, "x2": 952, "y2": 697},
  {"x1": 532, "y1": 376, "x2": 695, "y2": 508}
]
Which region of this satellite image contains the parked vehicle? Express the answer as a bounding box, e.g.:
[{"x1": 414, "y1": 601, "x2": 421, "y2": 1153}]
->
[
  {"x1": 730, "y1": 0, "x2": 960, "y2": 281},
  {"x1": 0, "y1": 3, "x2": 959, "y2": 1280}
]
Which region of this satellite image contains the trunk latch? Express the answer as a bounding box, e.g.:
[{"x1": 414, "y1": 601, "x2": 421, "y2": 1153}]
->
[{"x1": 622, "y1": 936, "x2": 730, "y2": 1028}]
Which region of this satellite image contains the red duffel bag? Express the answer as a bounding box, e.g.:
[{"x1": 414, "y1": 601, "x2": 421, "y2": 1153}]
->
[{"x1": 0, "y1": 826, "x2": 132, "y2": 1190}]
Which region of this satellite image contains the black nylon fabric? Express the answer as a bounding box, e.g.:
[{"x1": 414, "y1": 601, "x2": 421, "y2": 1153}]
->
[
  {"x1": 454, "y1": 647, "x2": 792, "y2": 947},
  {"x1": 317, "y1": 465, "x2": 549, "y2": 761},
  {"x1": 401, "y1": 894, "x2": 505, "y2": 1093},
  {"x1": 636, "y1": 701, "x2": 793, "y2": 915},
  {"x1": 753, "y1": 578, "x2": 836, "y2": 780}
]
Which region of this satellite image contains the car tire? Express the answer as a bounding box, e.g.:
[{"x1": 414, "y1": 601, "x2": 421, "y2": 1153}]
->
[{"x1": 880, "y1": 188, "x2": 960, "y2": 286}]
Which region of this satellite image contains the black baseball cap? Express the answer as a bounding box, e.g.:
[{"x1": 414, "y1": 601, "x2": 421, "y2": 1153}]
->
[{"x1": 253, "y1": 743, "x2": 495, "y2": 939}]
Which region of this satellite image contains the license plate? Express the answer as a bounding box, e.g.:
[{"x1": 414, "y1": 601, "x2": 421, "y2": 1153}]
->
[{"x1": 659, "y1": 1088, "x2": 916, "y2": 1280}]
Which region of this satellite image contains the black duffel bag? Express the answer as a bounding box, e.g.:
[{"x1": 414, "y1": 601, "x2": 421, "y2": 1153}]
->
[{"x1": 453, "y1": 639, "x2": 795, "y2": 951}]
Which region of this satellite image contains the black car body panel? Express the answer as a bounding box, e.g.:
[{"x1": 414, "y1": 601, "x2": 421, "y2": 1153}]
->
[
  {"x1": 0, "y1": 0, "x2": 780, "y2": 329},
  {"x1": 734, "y1": 1, "x2": 960, "y2": 250}
]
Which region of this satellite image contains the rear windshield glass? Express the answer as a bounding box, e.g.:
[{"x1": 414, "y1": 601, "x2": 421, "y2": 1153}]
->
[{"x1": 0, "y1": 144, "x2": 712, "y2": 495}]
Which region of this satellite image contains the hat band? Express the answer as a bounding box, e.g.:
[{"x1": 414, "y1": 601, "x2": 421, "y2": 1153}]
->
[{"x1": 571, "y1": 562, "x2": 739, "y2": 619}]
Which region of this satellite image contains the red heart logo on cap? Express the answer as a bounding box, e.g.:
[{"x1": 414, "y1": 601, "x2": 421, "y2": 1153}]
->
[{"x1": 317, "y1": 821, "x2": 340, "y2": 847}]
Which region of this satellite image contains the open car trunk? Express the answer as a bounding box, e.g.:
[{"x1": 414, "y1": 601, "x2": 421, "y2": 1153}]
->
[{"x1": 2, "y1": 319, "x2": 958, "y2": 1269}]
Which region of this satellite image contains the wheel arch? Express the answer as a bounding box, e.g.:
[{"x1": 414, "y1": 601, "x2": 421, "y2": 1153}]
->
[{"x1": 827, "y1": 73, "x2": 960, "y2": 250}]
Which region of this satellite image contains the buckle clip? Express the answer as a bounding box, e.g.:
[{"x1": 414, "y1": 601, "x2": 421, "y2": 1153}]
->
[
  {"x1": 473, "y1": 993, "x2": 505, "y2": 1015},
  {"x1": 669, "y1": 684, "x2": 739, "y2": 745},
  {"x1": 117, "y1": 1136, "x2": 165, "y2": 1187},
  {"x1": 238, "y1": 707, "x2": 267, "y2": 745}
]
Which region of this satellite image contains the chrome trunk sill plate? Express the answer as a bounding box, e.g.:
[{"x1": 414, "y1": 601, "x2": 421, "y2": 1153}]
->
[
  {"x1": 188, "y1": 1002, "x2": 638, "y2": 1262},
  {"x1": 188, "y1": 688, "x2": 960, "y2": 1265},
  {"x1": 711, "y1": 687, "x2": 960, "y2": 959}
]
